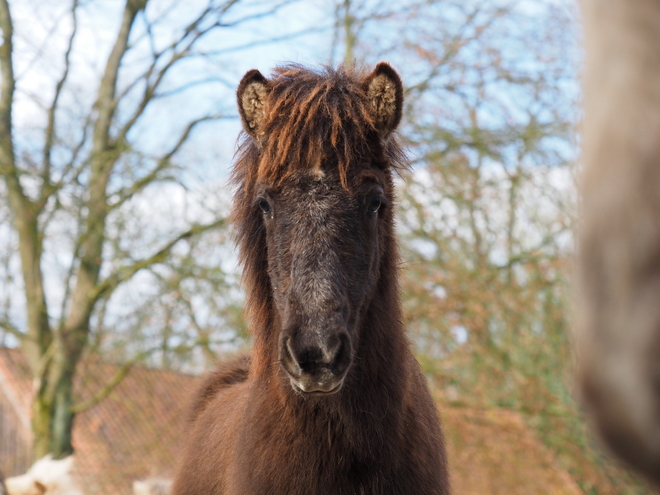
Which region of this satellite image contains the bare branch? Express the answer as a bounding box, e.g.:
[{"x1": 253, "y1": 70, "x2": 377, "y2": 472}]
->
[
  {"x1": 71, "y1": 364, "x2": 133, "y2": 413},
  {"x1": 35, "y1": 110, "x2": 93, "y2": 238},
  {"x1": 93, "y1": 218, "x2": 226, "y2": 302},
  {"x1": 57, "y1": 224, "x2": 83, "y2": 331},
  {"x1": 33, "y1": 340, "x2": 56, "y2": 392},
  {"x1": 0, "y1": 0, "x2": 19, "y2": 185},
  {"x1": 178, "y1": 292, "x2": 217, "y2": 364},
  {"x1": 198, "y1": 25, "x2": 329, "y2": 58},
  {"x1": 154, "y1": 76, "x2": 235, "y2": 98},
  {"x1": 70, "y1": 349, "x2": 156, "y2": 413},
  {"x1": 57, "y1": 113, "x2": 93, "y2": 184},
  {"x1": 216, "y1": 0, "x2": 299, "y2": 27},
  {"x1": 114, "y1": 7, "x2": 226, "y2": 147},
  {"x1": 40, "y1": 0, "x2": 79, "y2": 206},
  {"x1": 405, "y1": 5, "x2": 506, "y2": 95},
  {"x1": 91, "y1": 1, "x2": 146, "y2": 154},
  {"x1": 114, "y1": 0, "x2": 304, "y2": 143},
  {"x1": 0, "y1": 315, "x2": 25, "y2": 341},
  {"x1": 114, "y1": 51, "x2": 187, "y2": 145},
  {"x1": 218, "y1": 0, "x2": 242, "y2": 16},
  {"x1": 13, "y1": 5, "x2": 75, "y2": 82},
  {"x1": 110, "y1": 114, "x2": 227, "y2": 211}
]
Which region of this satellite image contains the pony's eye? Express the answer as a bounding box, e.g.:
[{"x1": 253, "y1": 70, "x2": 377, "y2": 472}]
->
[
  {"x1": 258, "y1": 198, "x2": 272, "y2": 214},
  {"x1": 367, "y1": 197, "x2": 382, "y2": 214}
]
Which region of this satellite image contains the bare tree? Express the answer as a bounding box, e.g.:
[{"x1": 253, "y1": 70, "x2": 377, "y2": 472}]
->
[{"x1": 0, "y1": 0, "x2": 300, "y2": 459}]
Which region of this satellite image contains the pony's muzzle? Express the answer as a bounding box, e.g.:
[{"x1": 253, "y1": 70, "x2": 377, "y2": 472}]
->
[{"x1": 280, "y1": 330, "x2": 352, "y2": 394}]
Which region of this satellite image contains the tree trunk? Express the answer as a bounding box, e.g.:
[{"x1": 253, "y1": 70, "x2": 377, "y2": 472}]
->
[
  {"x1": 36, "y1": 363, "x2": 76, "y2": 459},
  {"x1": 51, "y1": 370, "x2": 76, "y2": 458}
]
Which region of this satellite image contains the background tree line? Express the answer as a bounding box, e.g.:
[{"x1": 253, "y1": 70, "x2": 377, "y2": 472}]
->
[{"x1": 0, "y1": 0, "x2": 650, "y2": 492}]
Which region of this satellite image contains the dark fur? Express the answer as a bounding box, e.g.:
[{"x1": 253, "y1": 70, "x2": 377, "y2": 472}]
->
[{"x1": 173, "y1": 64, "x2": 450, "y2": 494}]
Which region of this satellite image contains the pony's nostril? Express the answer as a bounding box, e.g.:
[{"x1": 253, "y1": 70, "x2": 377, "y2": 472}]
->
[
  {"x1": 281, "y1": 337, "x2": 302, "y2": 377},
  {"x1": 329, "y1": 333, "x2": 351, "y2": 376}
]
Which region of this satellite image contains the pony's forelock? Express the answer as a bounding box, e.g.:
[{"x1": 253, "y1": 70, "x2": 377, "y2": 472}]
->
[{"x1": 234, "y1": 64, "x2": 406, "y2": 191}]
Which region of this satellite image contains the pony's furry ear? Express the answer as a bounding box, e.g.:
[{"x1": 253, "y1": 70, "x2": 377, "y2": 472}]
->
[
  {"x1": 237, "y1": 69, "x2": 271, "y2": 138},
  {"x1": 363, "y1": 62, "x2": 404, "y2": 137}
]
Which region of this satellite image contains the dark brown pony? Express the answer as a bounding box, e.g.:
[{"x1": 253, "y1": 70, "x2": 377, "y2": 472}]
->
[{"x1": 172, "y1": 63, "x2": 450, "y2": 495}]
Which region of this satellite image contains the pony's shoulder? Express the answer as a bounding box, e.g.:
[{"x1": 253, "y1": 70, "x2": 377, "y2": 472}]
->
[{"x1": 189, "y1": 354, "x2": 250, "y2": 423}]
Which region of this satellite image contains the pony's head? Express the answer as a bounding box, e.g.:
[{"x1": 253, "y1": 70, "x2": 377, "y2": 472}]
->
[{"x1": 233, "y1": 63, "x2": 405, "y2": 395}]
